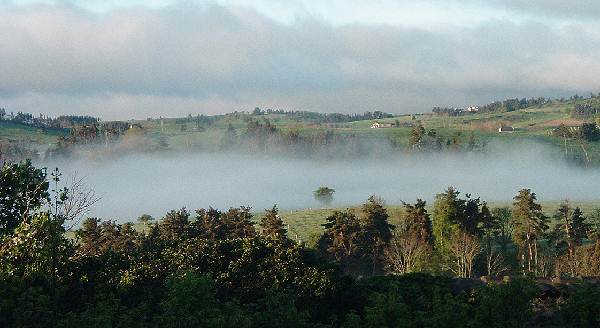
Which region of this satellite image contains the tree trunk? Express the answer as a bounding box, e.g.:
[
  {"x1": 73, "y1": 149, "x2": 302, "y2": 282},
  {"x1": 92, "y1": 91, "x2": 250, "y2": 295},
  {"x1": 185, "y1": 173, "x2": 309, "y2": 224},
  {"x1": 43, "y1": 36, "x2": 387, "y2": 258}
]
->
[
  {"x1": 526, "y1": 233, "x2": 533, "y2": 272},
  {"x1": 534, "y1": 241, "x2": 539, "y2": 274}
]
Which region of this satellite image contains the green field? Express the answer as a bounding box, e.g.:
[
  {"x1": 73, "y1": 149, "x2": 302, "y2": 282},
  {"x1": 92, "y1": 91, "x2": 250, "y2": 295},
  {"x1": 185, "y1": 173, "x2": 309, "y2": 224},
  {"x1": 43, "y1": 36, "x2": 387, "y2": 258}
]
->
[{"x1": 0, "y1": 121, "x2": 67, "y2": 143}]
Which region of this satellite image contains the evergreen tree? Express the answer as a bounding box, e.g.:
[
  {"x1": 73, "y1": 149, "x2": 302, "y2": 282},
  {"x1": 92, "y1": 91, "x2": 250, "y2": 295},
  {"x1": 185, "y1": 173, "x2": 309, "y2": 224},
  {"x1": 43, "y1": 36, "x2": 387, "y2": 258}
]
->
[
  {"x1": 432, "y1": 187, "x2": 463, "y2": 252},
  {"x1": 360, "y1": 196, "x2": 393, "y2": 274},
  {"x1": 401, "y1": 199, "x2": 432, "y2": 245},
  {"x1": 194, "y1": 206, "x2": 256, "y2": 240},
  {"x1": 222, "y1": 206, "x2": 256, "y2": 238},
  {"x1": 491, "y1": 207, "x2": 513, "y2": 254},
  {"x1": 159, "y1": 208, "x2": 190, "y2": 241},
  {"x1": 550, "y1": 202, "x2": 589, "y2": 259},
  {"x1": 511, "y1": 189, "x2": 548, "y2": 274},
  {"x1": 318, "y1": 210, "x2": 367, "y2": 275},
  {"x1": 76, "y1": 217, "x2": 101, "y2": 256},
  {"x1": 259, "y1": 205, "x2": 287, "y2": 241}
]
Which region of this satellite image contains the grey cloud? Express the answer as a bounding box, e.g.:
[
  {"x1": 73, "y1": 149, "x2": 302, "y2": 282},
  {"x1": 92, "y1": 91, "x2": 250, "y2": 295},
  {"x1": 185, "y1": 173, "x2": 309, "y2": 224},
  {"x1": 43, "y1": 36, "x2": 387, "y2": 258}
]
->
[
  {"x1": 1, "y1": 3, "x2": 600, "y2": 119},
  {"x1": 493, "y1": 0, "x2": 600, "y2": 20}
]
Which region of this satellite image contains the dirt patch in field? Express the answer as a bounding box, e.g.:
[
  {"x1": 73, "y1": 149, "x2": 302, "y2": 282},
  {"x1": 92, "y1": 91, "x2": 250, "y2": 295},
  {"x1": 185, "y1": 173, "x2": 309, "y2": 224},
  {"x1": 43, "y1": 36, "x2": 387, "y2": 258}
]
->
[{"x1": 539, "y1": 118, "x2": 584, "y2": 127}]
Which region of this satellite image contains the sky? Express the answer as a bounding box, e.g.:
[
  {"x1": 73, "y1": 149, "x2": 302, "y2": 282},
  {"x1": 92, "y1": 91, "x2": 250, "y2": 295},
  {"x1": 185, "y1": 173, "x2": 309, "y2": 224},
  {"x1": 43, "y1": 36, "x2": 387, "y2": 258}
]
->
[{"x1": 1, "y1": 0, "x2": 600, "y2": 120}]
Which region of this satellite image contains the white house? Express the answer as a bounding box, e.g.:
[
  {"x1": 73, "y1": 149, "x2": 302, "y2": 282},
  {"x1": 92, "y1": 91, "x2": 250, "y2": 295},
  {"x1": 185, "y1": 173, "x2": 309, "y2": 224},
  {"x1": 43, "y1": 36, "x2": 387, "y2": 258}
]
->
[{"x1": 371, "y1": 122, "x2": 394, "y2": 129}]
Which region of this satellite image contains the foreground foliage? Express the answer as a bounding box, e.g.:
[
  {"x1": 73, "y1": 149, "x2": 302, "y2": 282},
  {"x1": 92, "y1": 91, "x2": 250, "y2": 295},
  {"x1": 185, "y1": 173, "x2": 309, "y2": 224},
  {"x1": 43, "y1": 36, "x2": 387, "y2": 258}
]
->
[{"x1": 2, "y1": 161, "x2": 600, "y2": 327}]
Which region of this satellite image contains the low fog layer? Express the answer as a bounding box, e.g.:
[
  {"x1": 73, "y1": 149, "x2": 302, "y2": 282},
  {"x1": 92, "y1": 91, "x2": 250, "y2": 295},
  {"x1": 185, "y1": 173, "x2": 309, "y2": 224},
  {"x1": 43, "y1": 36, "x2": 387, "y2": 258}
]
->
[{"x1": 42, "y1": 142, "x2": 600, "y2": 221}]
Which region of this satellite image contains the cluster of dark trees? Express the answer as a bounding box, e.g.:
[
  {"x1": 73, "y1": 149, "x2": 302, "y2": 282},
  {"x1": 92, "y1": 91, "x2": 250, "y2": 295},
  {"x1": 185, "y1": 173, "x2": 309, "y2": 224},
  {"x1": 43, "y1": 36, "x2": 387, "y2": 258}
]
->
[
  {"x1": 174, "y1": 113, "x2": 219, "y2": 131},
  {"x1": 477, "y1": 97, "x2": 549, "y2": 113},
  {"x1": 218, "y1": 118, "x2": 382, "y2": 158},
  {"x1": 44, "y1": 121, "x2": 169, "y2": 159},
  {"x1": 0, "y1": 139, "x2": 39, "y2": 163},
  {"x1": 2, "y1": 160, "x2": 600, "y2": 327},
  {"x1": 554, "y1": 123, "x2": 600, "y2": 142},
  {"x1": 0, "y1": 108, "x2": 99, "y2": 128},
  {"x1": 432, "y1": 94, "x2": 600, "y2": 116},
  {"x1": 571, "y1": 102, "x2": 600, "y2": 119},
  {"x1": 552, "y1": 123, "x2": 600, "y2": 165},
  {"x1": 218, "y1": 118, "x2": 484, "y2": 158},
  {"x1": 432, "y1": 98, "x2": 549, "y2": 116}
]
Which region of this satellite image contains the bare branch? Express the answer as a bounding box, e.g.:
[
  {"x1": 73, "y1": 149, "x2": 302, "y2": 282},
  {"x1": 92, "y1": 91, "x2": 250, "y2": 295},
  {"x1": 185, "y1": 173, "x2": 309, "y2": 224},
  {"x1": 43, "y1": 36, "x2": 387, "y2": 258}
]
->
[{"x1": 59, "y1": 173, "x2": 100, "y2": 230}]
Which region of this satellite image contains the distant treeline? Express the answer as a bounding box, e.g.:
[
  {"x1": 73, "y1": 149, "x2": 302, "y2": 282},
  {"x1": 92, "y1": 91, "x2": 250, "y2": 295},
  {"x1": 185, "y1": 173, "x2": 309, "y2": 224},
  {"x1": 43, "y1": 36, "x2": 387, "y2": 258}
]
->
[
  {"x1": 252, "y1": 107, "x2": 394, "y2": 123},
  {"x1": 432, "y1": 93, "x2": 600, "y2": 116},
  {"x1": 432, "y1": 97, "x2": 550, "y2": 116},
  {"x1": 0, "y1": 108, "x2": 100, "y2": 128},
  {"x1": 2, "y1": 160, "x2": 600, "y2": 327}
]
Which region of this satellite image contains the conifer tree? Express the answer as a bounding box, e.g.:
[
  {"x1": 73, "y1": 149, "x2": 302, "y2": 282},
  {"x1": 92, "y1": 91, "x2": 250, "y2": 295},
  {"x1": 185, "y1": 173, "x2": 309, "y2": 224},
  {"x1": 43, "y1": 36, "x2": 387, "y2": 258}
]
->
[
  {"x1": 511, "y1": 189, "x2": 548, "y2": 274},
  {"x1": 260, "y1": 205, "x2": 287, "y2": 241}
]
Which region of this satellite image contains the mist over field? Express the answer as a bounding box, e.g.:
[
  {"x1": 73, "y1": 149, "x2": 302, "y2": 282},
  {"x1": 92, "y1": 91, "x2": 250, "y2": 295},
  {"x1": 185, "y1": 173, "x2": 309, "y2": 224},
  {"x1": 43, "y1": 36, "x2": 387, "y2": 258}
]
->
[{"x1": 40, "y1": 141, "x2": 600, "y2": 221}]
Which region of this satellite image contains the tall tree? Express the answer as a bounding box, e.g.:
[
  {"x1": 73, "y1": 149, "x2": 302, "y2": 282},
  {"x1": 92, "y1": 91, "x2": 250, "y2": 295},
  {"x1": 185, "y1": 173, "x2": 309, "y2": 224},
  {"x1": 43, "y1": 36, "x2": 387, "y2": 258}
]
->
[
  {"x1": 480, "y1": 203, "x2": 506, "y2": 276},
  {"x1": 432, "y1": 187, "x2": 463, "y2": 252},
  {"x1": 361, "y1": 196, "x2": 393, "y2": 274},
  {"x1": 511, "y1": 189, "x2": 548, "y2": 274},
  {"x1": 318, "y1": 210, "x2": 368, "y2": 275},
  {"x1": 491, "y1": 207, "x2": 513, "y2": 254},
  {"x1": 549, "y1": 202, "x2": 589, "y2": 273}
]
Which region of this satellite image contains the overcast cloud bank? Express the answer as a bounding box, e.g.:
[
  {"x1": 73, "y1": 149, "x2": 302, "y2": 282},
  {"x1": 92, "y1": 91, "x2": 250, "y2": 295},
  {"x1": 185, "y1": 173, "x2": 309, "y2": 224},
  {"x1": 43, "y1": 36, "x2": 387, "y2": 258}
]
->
[{"x1": 1, "y1": 1, "x2": 600, "y2": 119}]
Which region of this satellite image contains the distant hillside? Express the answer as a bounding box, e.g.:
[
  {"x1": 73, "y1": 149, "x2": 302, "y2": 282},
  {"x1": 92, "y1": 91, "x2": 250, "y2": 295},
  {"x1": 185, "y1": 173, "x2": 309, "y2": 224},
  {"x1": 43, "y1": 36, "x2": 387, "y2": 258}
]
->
[{"x1": 2, "y1": 94, "x2": 600, "y2": 164}]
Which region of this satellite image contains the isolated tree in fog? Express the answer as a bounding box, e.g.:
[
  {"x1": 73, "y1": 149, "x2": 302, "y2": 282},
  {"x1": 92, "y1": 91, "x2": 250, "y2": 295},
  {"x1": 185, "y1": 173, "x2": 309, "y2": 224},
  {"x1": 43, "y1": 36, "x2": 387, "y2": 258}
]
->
[
  {"x1": 138, "y1": 214, "x2": 155, "y2": 225},
  {"x1": 259, "y1": 205, "x2": 287, "y2": 241},
  {"x1": 314, "y1": 186, "x2": 335, "y2": 206},
  {"x1": 511, "y1": 189, "x2": 548, "y2": 273}
]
